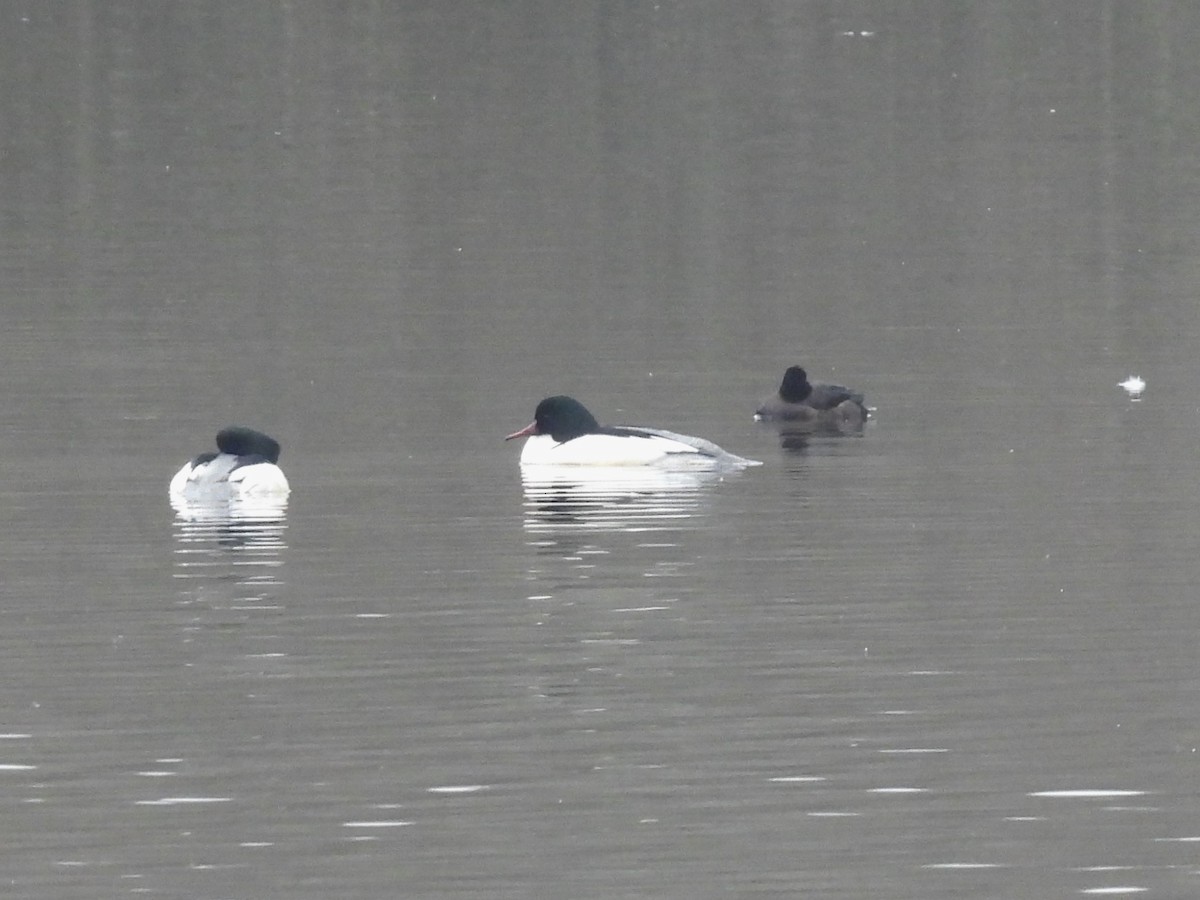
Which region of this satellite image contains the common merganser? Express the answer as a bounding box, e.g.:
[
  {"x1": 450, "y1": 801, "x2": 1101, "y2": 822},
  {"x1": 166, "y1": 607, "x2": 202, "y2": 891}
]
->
[
  {"x1": 169, "y1": 426, "x2": 290, "y2": 496},
  {"x1": 754, "y1": 366, "x2": 868, "y2": 425},
  {"x1": 505, "y1": 396, "x2": 760, "y2": 468}
]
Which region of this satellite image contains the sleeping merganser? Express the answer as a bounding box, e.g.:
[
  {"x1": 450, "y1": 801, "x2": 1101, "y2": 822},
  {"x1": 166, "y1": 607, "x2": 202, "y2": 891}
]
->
[
  {"x1": 505, "y1": 396, "x2": 760, "y2": 468},
  {"x1": 169, "y1": 426, "x2": 291, "y2": 496},
  {"x1": 754, "y1": 366, "x2": 868, "y2": 426}
]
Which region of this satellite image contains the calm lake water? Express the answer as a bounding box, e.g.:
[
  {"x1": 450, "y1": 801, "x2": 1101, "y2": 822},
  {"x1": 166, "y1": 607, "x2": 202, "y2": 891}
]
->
[{"x1": 3, "y1": 2, "x2": 1200, "y2": 897}]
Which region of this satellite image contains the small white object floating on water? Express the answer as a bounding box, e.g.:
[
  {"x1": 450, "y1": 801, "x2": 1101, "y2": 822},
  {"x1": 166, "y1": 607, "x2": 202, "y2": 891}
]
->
[{"x1": 1118, "y1": 375, "x2": 1146, "y2": 400}]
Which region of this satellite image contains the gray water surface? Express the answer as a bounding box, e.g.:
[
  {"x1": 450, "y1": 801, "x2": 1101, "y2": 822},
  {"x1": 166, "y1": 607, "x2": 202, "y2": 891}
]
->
[{"x1": 2, "y1": 3, "x2": 1199, "y2": 898}]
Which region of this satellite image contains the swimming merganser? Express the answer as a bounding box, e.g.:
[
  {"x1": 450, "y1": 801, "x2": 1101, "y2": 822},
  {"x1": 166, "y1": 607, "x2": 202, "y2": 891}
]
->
[
  {"x1": 169, "y1": 426, "x2": 291, "y2": 496},
  {"x1": 754, "y1": 366, "x2": 868, "y2": 425},
  {"x1": 506, "y1": 396, "x2": 760, "y2": 468}
]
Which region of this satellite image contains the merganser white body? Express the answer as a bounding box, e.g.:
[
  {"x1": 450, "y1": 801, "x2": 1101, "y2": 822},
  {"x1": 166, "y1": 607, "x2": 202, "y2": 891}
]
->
[
  {"x1": 170, "y1": 426, "x2": 290, "y2": 496},
  {"x1": 505, "y1": 396, "x2": 760, "y2": 469}
]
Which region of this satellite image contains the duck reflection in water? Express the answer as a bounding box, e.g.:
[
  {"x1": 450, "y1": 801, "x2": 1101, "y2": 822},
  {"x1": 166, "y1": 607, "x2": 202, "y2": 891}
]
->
[
  {"x1": 171, "y1": 479, "x2": 288, "y2": 547},
  {"x1": 518, "y1": 466, "x2": 723, "y2": 534},
  {"x1": 169, "y1": 501, "x2": 288, "y2": 628}
]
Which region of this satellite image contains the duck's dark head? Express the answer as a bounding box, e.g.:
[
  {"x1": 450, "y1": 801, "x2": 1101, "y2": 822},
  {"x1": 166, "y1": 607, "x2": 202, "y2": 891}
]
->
[
  {"x1": 505, "y1": 395, "x2": 601, "y2": 444},
  {"x1": 216, "y1": 426, "x2": 282, "y2": 463},
  {"x1": 778, "y1": 366, "x2": 813, "y2": 403}
]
